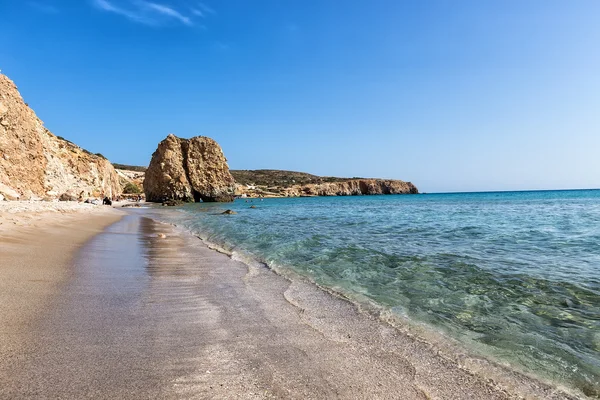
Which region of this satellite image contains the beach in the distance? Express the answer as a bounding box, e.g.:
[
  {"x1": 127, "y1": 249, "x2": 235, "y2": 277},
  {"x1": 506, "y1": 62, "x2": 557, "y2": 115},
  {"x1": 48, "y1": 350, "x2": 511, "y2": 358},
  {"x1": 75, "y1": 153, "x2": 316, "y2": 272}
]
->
[{"x1": 0, "y1": 201, "x2": 585, "y2": 399}]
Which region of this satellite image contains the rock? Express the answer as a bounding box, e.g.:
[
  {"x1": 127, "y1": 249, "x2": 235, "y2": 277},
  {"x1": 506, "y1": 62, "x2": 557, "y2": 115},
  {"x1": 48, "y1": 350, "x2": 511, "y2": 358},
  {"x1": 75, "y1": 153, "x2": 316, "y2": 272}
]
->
[
  {"x1": 162, "y1": 199, "x2": 185, "y2": 207},
  {"x1": 221, "y1": 209, "x2": 237, "y2": 215},
  {"x1": 59, "y1": 192, "x2": 78, "y2": 201},
  {"x1": 300, "y1": 179, "x2": 418, "y2": 196},
  {"x1": 0, "y1": 182, "x2": 21, "y2": 200},
  {"x1": 144, "y1": 134, "x2": 236, "y2": 203},
  {"x1": 0, "y1": 73, "x2": 121, "y2": 200},
  {"x1": 0, "y1": 101, "x2": 8, "y2": 117},
  {"x1": 563, "y1": 298, "x2": 574, "y2": 308},
  {"x1": 0, "y1": 193, "x2": 4, "y2": 201},
  {"x1": 21, "y1": 190, "x2": 42, "y2": 201},
  {"x1": 157, "y1": 233, "x2": 167, "y2": 238},
  {"x1": 250, "y1": 205, "x2": 257, "y2": 209}
]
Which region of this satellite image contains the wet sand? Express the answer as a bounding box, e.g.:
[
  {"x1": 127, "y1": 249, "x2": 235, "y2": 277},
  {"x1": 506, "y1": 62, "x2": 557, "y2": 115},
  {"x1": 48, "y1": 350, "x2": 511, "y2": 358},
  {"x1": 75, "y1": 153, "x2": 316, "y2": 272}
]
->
[
  {"x1": 0, "y1": 211, "x2": 579, "y2": 399},
  {"x1": 0, "y1": 205, "x2": 122, "y2": 373}
]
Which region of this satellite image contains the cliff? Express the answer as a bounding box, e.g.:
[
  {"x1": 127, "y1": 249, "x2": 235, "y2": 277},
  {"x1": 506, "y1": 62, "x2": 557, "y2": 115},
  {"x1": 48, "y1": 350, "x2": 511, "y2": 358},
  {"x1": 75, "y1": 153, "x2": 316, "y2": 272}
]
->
[
  {"x1": 233, "y1": 170, "x2": 418, "y2": 197},
  {"x1": 0, "y1": 74, "x2": 120, "y2": 201},
  {"x1": 231, "y1": 169, "x2": 350, "y2": 187},
  {"x1": 299, "y1": 179, "x2": 418, "y2": 196},
  {"x1": 143, "y1": 134, "x2": 236, "y2": 202}
]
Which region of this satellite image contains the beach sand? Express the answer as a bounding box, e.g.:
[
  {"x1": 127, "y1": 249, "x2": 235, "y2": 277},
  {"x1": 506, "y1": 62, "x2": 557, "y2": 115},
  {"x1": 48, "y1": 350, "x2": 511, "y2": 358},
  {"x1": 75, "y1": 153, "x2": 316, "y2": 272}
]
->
[
  {"x1": 0, "y1": 202, "x2": 123, "y2": 385},
  {"x1": 0, "y1": 206, "x2": 579, "y2": 399}
]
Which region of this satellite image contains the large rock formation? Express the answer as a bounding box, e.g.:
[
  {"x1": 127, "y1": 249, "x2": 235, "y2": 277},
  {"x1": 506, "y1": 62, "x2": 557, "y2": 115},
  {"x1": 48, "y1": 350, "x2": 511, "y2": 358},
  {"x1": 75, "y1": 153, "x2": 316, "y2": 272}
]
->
[
  {"x1": 271, "y1": 179, "x2": 417, "y2": 197},
  {"x1": 300, "y1": 179, "x2": 418, "y2": 196},
  {"x1": 144, "y1": 134, "x2": 236, "y2": 203},
  {"x1": 0, "y1": 74, "x2": 120, "y2": 200},
  {"x1": 231, "y1": 169, "x2": 418, "y2": 198}
]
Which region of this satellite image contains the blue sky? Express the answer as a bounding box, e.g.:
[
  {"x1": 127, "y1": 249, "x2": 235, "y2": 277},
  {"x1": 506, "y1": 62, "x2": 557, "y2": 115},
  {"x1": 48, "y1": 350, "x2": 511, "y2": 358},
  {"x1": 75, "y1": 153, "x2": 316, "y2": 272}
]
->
[{"x1": 1, "y1": 0, "x2": 599, "y2": 192}]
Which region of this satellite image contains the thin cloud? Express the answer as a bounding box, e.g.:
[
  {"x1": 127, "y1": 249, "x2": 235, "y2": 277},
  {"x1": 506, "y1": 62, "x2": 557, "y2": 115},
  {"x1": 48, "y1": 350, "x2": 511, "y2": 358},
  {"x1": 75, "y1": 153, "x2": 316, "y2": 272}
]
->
[
  {"x1": 145, "y1": 2, "x2": 191, "y2": 25},
  {"x1": 197, "y1": 2, "x2": 215, "y2": 15},
  {"x1": 91, "y1": 0, "x2": 210, "y2": 27},
  {"x1": 92, "y1": 0, "x2": 150, "y2": 24},
  {"x1": 189, "y1": 2, "x2": 216, "y2": 19}
]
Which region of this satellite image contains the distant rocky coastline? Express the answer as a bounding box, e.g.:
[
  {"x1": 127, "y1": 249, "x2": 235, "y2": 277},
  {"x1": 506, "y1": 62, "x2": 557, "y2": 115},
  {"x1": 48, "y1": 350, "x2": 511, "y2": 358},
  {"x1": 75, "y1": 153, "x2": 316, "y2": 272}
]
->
[
  {"x1": 231, "y1": 169, "x2": 418, "y2": 197},
  {"x1": 0, "y1": 72, "x2": 418, "y2": 203}
]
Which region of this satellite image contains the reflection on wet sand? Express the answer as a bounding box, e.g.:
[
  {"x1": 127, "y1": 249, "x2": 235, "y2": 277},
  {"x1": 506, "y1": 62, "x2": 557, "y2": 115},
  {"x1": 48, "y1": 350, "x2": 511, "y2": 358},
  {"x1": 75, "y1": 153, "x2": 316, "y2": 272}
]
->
[{"x1": 1, "y1": 213, "x2": 574, "y2": 399}]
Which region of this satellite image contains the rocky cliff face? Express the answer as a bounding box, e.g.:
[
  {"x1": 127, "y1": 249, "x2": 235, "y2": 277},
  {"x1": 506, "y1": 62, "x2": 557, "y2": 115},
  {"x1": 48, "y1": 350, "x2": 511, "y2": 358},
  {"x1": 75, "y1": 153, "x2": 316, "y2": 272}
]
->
[
  {"x1": 0, "y1": 74, "x2": 121, "y2": 201},
  {"x1": 144, "y1": 134, "x2": 236, "y2": 202},
  {"x1": 231, "y1": 169, "x2": 418, "y2": 198},
  {"x1": 303, "y1": 179, "x2": 418, "y2": 196},
  {"x1": 235, "y1": 177, "x2": 418, "y2": 198}
]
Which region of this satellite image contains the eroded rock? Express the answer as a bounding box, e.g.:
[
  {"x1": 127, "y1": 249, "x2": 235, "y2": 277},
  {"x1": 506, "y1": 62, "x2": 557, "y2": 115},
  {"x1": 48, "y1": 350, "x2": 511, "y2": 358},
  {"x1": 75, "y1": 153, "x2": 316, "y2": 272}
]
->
[
  {"x1": 59, "y1": 192, "x2": 78, "y2": 202},
  {"x1": 161, "y1": 199, "x2": 185, "y2": 207},
  {"x1": 0, "y1": 73, "x2": 121, "y2": 200},
  {"x1": 144, "y1": 134, "x2": 236, "y2": 203},
  {"x1": 298, "y1": 179, "x2": 418, "y2": 196}
]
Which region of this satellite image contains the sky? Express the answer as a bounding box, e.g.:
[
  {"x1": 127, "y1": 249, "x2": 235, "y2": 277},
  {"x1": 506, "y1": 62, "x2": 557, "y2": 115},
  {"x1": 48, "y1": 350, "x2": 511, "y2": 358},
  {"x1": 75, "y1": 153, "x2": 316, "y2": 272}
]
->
[{"x1": 0, "y1": 0, "x2": 599, "y2": 193}]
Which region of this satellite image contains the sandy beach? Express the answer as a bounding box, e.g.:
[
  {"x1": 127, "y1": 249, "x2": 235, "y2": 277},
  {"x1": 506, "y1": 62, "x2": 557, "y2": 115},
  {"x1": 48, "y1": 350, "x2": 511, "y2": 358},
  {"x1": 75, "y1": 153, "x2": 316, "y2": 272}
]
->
[
  {"x1": 0, "y1": 204, "x2": 580, "y2": 399},
  {"x1": 0, "y1": 202, "x2": 123, "y2": 384}
]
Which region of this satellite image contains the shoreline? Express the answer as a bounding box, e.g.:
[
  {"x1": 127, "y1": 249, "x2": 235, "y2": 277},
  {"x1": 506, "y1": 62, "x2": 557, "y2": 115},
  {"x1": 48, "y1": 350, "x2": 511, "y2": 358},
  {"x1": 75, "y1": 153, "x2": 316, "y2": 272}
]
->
[
  {"x1": 0, "y1": 205, "x2": 585, "y2": 398},
  {"x1": 0, "y1": 202, "x2": 124, "y2": 397},
  {"x1": 143, "y1": 208, "x2": 587, "y2": 400}
]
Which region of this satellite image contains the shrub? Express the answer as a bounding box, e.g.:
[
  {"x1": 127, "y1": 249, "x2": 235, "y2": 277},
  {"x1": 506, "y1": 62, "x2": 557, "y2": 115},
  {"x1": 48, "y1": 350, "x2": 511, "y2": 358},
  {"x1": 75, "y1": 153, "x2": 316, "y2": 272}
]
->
[{"x1": 123, "y1": 182, "x2": 142, "y2": 194}]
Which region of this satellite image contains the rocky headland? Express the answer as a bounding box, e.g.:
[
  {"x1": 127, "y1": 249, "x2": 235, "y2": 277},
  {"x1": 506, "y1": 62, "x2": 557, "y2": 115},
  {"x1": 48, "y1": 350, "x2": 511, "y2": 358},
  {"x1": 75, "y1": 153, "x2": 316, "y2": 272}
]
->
[
  {"x1": 232, "y1": 170, "x2": 418, "y2": 198},
  {"x1": 117, "y1": 165, "x2": 419, "y2": 201},
  {"x1": 292, "y1": 179, "x2": 417, "y2": 196},
  {"x1": 143, "y1": 134, "x2": 236, "y2": 203},
  {"x1": 0, "y1": 74, "x2": 120, "y2": 201},
  {"x1": 0, "y1": 72, "x2": 417, "y2": 203}
]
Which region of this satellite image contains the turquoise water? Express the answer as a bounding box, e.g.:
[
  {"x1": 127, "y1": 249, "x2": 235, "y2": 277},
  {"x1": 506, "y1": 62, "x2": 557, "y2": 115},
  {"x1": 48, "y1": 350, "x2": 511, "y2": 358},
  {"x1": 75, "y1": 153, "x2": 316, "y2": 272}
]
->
[{"x1": 153, "y1": 190, "x2": 600, "y2": 396}]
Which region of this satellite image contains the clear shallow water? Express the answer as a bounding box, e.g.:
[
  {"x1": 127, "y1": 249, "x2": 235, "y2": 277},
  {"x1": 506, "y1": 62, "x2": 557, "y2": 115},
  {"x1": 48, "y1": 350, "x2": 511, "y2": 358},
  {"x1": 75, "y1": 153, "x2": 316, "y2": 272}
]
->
[{"x1": 153, "y1": 190, "x2": 600, "y2": 396}]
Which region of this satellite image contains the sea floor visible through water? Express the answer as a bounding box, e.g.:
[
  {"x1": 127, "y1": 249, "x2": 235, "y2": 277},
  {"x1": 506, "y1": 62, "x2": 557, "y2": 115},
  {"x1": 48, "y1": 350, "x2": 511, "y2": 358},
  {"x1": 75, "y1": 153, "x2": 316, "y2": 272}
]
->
[
  {"x1": 144, "y1": 190, "x2": 600, "y2": 398},
  {"x1": 4, "y1": 212, "x2": 566, "y2": 399}
]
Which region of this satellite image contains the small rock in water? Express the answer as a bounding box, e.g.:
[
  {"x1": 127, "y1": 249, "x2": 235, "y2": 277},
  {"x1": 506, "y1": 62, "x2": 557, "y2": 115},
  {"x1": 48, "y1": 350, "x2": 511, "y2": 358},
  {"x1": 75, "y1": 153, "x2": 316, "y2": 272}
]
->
[
  {"x1": 563, "y1": 298, "x2": 574, "y2": 308},
  {"x1": 221, "y1": 209, "x2": 237, "y2": 215},
  {"x1": 162, "y1": 199, "x2": 185, "y2": 207},
  {"x1": 157, "y1": 233, "x2": 167, "y2": 238},
  {"x1": 250, "y1": 205, "x2": 257, "y2": 209}
]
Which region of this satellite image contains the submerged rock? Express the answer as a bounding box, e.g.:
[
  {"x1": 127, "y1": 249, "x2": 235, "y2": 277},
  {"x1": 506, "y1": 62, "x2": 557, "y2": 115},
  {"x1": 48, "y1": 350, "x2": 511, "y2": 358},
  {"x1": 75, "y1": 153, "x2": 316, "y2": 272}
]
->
[
  {"x1": 161, "y1": 199, "x2": 185, "y2": 207},
  {"x1": 144, "y1": 134, "x2": 236, "y2": 203},
  {"x1": 221, "y1": 209, "x2": 237, "y2": 215}
]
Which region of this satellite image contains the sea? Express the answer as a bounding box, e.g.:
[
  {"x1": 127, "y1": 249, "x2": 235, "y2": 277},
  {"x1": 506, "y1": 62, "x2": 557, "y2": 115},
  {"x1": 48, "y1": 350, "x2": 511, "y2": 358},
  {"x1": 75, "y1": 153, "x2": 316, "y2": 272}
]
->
[{"x1": 148, "y1": 190, "x2": 600, "y2": 396}]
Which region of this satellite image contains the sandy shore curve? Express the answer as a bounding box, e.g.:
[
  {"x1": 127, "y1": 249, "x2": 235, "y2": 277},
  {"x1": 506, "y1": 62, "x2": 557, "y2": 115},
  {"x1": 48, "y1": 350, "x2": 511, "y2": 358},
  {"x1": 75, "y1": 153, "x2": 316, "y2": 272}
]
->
[{"x1": 0, "y1": 204, "x2": 583, "y2": 399}]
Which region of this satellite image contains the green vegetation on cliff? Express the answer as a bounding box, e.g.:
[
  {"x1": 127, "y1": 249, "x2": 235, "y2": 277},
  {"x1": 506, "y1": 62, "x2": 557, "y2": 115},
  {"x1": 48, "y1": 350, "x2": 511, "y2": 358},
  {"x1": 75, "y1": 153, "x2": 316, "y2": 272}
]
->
[{"x1": 230, "y1": 169, "x2": 357, "y2": 188}]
